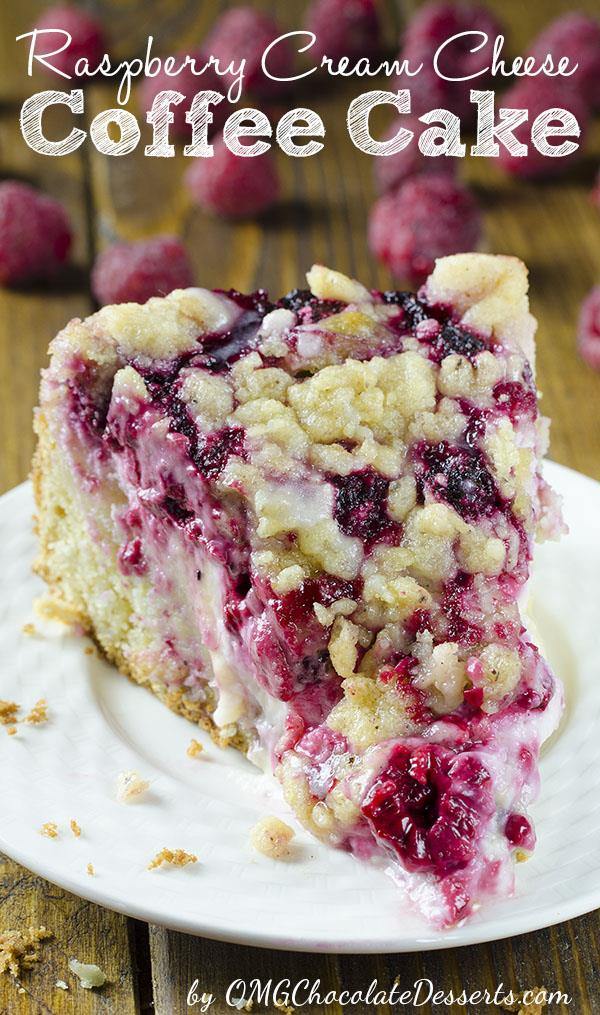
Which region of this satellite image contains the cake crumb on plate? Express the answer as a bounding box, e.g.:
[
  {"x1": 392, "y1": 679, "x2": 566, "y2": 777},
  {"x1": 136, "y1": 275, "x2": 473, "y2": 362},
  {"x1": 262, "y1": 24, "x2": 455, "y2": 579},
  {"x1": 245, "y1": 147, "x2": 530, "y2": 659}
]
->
[
  {"x1": 250, "y1": 817, "x2": 295, "y2": 859},
  {"x1": 116, "y1": 770, "x2": 150, "y2": 803},
  {"x1": 70, "y1": 819, "x2": 81, "y2": 838},
  {"x1": 86, "y1": 863, "x2": 95, "y2": 876},
  {"x1": 40, "y1": 822, "x2": 58, "y2": 839},
  {"x1": 187, "y1": 738, "x2": 204, "y2": 758},
  {"x1": 25, "y1": 698, "x2": 48, "y2": 724},
  {"x1": 147, "y1": 848, "x2": 198, "y2": 871},
  {"x1": 0, "y1": 700, "x2": 19, "y2": 726}
]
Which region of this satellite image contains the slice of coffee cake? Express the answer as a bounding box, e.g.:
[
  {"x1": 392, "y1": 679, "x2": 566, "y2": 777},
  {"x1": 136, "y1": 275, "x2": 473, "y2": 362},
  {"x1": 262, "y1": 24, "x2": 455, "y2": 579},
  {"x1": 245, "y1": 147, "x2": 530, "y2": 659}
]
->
[{"x1": 34, "y1": 254, "x2": 564, "y2": 926}]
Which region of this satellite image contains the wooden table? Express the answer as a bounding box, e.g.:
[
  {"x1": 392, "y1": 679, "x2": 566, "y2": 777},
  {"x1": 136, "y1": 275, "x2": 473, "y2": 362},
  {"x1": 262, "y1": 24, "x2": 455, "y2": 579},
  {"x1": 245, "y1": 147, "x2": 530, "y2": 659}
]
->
[{"x1": 1, "y1": 1, "x2": 599, "y2": 1012}]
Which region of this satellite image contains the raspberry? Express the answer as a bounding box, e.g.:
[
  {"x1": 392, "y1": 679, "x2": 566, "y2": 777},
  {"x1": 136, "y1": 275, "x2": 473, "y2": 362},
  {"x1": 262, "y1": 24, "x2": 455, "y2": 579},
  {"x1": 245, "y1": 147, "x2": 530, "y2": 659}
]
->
[
  {"x1": 498, "y1": 77, "x2": 588, "y2": 179},
  {"x1": 185, "y1": 138, "x2": 279, "y2": 218},
  {"x1": 140, "y1": 50, "x2": 227, "y2": 138},
  {"x1": 32, "y1": 5, "x2": 106, "y2": 77},
  {"x1": 91, "y1": 236, "x2": 194, "y2": 305},
  {"x1": 368, "y1": 174, "x2": 482, "y2": 285},
  {"x1": 577, "y1": 286, "x2": 600, "y2": 370},
  {"x1": 305, "y1": 0, "x2": 380, "y2": 61},
  {"x1": 527, "y1": 13, "x2": 600, "y2": 111},
  {"x1": 205, "y1": 7, "x2": 292, "y2": 97},
  {"x1": 331, "y1": 468, "x2": 394, "y2": 543},
  {"x1": 394, "y1": 3, "x2": 503, "y2": 122},
  {"x1": 373, "y1": 117, "x2": 457, "y2": 193},
  {"x1": 0, "y1": 181, "x2": 72, "y2": 286}
]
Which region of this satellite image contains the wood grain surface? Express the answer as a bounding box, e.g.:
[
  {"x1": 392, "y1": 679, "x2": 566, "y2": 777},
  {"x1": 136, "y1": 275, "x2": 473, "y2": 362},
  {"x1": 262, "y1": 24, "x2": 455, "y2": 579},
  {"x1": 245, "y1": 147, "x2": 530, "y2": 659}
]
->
[{"x1": 1, "y1": 0, "x2": 599, "y2": 1012}]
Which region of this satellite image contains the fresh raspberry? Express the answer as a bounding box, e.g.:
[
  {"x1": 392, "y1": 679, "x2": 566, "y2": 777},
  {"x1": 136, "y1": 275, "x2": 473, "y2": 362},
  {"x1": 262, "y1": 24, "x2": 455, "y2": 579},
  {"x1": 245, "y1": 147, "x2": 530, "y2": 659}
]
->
[
  {"x1": 527, "y1": 13, "x2": 600, "y2": 111},
  {"x1": 394, "y1": 3, "x2": 503, "y2": 122},
  {"x1": 32, "y1": 5, "x2": 106, "y2": 77},
  {"x1": 373, "y1": 117, "x2": 457, "y2": 193},
  {"x1": 91, "y1": 236, "x2": 194, "y2": 306},
  {"x1": 305, "y1": 0, "x2": 380, "y2": 61},
  {"x1": 205, "y1": 7, "x2": 292, "y2": 97},
  {"x1": 498, "y1": 77, "x2": 588, "y2": 179},
  {"x1": 185, "y1": 138, "x2": 279, "y2": 218},
  {"x1": 140, "y1": 50, "x2": 227, "y2": 138},
  {"x1": 368, "y1": 174, "x2": 481, "y2": 285},
  {"x1": 577, "y1": 286, "x2": 600, "y2": 370},
  {"x1": 0, "y1": 181, "x2": 72, "y2": 286}
]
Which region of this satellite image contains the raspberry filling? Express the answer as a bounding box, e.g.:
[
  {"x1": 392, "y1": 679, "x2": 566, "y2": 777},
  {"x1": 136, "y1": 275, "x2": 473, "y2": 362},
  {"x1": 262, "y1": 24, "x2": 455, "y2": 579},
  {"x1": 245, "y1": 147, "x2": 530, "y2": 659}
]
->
[
  {"x1": 362, "y1": 743, "x2": 494, "y2": 876},
  {"x1": 331, "y1": 468, "x2": 399, "y2": 544},
  {"x1": 415, "y1": 441, "x2": 502, "y2": 520}
]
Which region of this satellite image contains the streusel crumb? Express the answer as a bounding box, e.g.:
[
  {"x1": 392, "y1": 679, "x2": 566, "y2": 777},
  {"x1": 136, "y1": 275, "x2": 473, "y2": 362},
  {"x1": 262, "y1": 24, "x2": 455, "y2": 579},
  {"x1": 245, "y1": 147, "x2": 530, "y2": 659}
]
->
[
  {"x1": 0, "y1": 926, "x2": 53, "y2": 977},
  {"x1": 55, "y1": 979, "x2": 69, "y2": 990},
  {"x1": 21, "y1": 623, "x2": 36, "y2": 636},
  {"x1": 70, "y1": 819, "x2": 81, "y2": 838},
  {"x1": 86, "y1": 863, "x2": 95, "y2": 876},
  {"x1": 147, "y1": 848, "x2": 198, "y2": 871},
  {"x1": 25, "y1": 699, "x2": 48, "y2": 725},
  {"x1": 250, "y1": 817, "x2": 295, "y2": 859},
  {"x1": 116, "y1": 770, "x2": 150, "y2": 803},
  {"x1": 0, "y1": 700, "x2": 19, "y2": 726},
  {"x1": 40, "y1": 822, "x2": 58, "y2": 839},
  {"x1": 6, "y1": 726, "x2": 17, "y2": 736},
  {"x1": 187, "y1": 738, "x2": 204, "y2": 758}
]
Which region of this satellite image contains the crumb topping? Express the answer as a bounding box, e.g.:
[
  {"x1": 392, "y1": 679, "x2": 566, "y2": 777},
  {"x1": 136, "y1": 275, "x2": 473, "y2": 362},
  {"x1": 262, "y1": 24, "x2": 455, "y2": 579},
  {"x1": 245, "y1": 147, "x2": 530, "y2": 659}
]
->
[
  {"x1": 0, "y1": 926, "x2": 53, "y2": 977},
  {"x1": 186, "y1": 738, "x2": 204, "y2": 758},
  {"x1": 250, "y1": 816, "x2": 295, "y2": 859},
  {"x1": 70, "y1": 819, "x2": 81, "y2": 838},
  {"x1": 147, "y1": 848, "x2": 198, "y2": 870},
  {"x1": 25, "y1": 698, "x2": 48, "y2": 725},
  {"x1": 116, "y1": 770, "x2": 150, "y2": 803},
  {"x1": 0, "y1": 701, "x2": 19, "y2": 727},
  {"x1": 86, "y1": 863, "x2": 95, "y2": 876},
  {"x1": 40, "y1": 822, "x2": 58, "y2": 839}
]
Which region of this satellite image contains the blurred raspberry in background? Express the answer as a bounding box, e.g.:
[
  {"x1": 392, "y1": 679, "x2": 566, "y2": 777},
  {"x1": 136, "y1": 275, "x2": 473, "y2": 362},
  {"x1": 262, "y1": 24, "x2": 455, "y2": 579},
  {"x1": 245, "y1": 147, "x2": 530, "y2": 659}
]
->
[
  {"x1": 185, "y1": 137, "x2": 280, "y2": 218},
  {"x1": 304, "y1": 0, "x2": 380, "y2": 61},
  {"x1": 33, "y1": 4, "x2": 105, "y2": 77},
  {"x1": 0, "y1": 182, "x2": 72, "y2": 285},
  {"x1": 578, "y1": 287, "x2": 600, "y2": 370},
  {"x1": 91, "y1": 236, "x2": 194, "y2": 305},
  {"x1": 368, "y1": 174, "x2": 482, "y2": 285}
]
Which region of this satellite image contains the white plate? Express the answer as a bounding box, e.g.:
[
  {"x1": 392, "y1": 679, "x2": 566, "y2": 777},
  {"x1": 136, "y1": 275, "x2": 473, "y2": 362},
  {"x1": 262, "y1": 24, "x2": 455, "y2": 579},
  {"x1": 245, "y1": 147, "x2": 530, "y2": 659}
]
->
[{"x1": 1, "y1": 461, "x2": 599, "y2": 953}]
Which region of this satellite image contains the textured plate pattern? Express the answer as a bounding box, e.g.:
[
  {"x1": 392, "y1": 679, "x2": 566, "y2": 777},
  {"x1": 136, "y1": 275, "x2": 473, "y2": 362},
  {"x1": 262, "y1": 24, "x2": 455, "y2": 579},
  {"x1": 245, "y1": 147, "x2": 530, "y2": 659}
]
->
[{"x1": 0, "y1": 461, "x2": 599, "y2": 953}]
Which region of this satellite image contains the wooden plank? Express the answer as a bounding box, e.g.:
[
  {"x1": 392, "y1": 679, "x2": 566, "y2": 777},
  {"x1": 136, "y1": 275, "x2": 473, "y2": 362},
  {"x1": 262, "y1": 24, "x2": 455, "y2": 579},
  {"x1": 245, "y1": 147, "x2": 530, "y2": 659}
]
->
[
  {"x1": 0, "y1": 853, "x2": 141, "y2": 1014},
  {"x1": 148, "y1": 910, "x2": 600, "y2": 1013}
]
